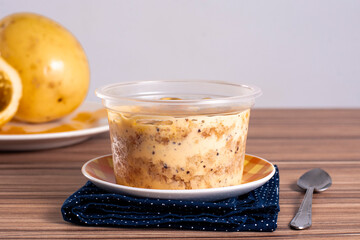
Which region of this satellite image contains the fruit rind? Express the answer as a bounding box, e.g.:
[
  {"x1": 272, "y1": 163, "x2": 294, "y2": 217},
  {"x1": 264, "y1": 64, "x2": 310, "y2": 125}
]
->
[{"x1": 0, "y1": 57, "x2": 22, "y2": 127}]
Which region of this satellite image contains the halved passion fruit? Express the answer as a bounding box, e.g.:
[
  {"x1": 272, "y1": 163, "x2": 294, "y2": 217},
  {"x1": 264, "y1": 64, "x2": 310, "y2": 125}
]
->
[{"x1": 0, "y1": 57, "x2": 22, "y2": 127}]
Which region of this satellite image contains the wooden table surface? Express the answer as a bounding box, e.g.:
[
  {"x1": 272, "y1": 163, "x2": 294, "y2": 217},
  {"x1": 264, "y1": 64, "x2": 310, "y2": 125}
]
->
[{"x1": 1, "y1": 109, "x2": 360, "y2": 239}]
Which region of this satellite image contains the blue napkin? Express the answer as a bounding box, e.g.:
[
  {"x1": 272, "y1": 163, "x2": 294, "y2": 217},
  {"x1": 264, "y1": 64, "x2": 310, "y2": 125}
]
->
[{"x1": 61, "y1": 166, "x2": 279, "y2": 232}]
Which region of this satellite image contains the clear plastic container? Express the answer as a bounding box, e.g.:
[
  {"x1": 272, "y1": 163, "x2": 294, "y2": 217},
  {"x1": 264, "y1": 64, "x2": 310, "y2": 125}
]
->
[{"x1": 96, "y1": 80, "x2": 261, "y2": 190}]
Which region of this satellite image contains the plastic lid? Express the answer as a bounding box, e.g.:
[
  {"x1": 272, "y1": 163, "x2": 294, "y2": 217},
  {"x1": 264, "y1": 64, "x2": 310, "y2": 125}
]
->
[{"x1": 96, "y1": 80, "x2": 262, "y2": 116}]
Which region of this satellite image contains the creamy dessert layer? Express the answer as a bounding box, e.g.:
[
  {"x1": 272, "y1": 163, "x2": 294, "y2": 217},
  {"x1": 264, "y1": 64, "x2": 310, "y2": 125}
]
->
[{"x1": 108, "y1": 109, "x2": 250, "y2": 190}]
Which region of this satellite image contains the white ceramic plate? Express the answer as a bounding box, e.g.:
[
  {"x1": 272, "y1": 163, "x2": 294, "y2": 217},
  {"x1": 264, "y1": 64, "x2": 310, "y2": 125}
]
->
[
  {"x1": 0, "y1": 102, "x2": 109, "y2": 151},
  {"x1": 82, "y1": 154, "x2": 275, "y2": 201}
]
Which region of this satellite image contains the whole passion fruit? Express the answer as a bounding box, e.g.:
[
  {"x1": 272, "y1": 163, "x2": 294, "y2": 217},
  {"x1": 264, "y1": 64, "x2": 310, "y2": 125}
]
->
[{"x1": 0, "y1": 13, "x2": 90, "y2": 123}]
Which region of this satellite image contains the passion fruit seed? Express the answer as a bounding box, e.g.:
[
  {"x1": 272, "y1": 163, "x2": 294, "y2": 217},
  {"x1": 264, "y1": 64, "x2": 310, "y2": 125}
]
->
[
  {"x1": 160, "y1": 97, "x2": 212, "y2": 100},
  {"x1": 0, "y1": 71, "x2": 13, "y2": 112},
  {"x1": 160, "y1": 97, "x2": 182, "y2": 100}
]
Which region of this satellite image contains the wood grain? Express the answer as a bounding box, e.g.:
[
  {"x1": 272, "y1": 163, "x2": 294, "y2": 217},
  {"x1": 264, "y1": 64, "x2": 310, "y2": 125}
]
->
[{"x1": 1, "y1": 109, "x2": 360, "y2": 239}]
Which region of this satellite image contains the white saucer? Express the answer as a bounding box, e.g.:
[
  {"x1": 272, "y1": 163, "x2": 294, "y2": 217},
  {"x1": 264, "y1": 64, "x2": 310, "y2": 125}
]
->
[
  {"x1": 0, "y1": 102, "x2": 109, "y2": 151},
  {"x1": 82, "y1": 154, "x2": 275, "y2": 201}
]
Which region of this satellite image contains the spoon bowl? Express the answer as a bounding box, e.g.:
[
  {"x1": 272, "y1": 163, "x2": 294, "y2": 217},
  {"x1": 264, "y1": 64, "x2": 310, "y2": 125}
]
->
[{"x1": 297, "y1": 168, "x2": 332, "y2": 192}]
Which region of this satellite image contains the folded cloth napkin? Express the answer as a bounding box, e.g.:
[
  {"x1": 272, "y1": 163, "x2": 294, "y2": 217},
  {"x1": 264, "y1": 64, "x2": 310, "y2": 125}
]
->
[{"x1": 61, "y1": 166, "x2": 279, "y2": 232}]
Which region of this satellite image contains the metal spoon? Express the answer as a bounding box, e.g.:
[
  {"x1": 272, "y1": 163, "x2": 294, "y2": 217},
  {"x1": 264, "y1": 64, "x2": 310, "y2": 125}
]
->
[{"x1": 290, "y1": 168, "x2": 332, "y2": 230}]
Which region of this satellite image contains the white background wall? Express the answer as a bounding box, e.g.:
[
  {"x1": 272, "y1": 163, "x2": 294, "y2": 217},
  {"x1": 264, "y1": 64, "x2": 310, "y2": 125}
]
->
[{"x1": 1, "y1": 0, "x2": 359, "y2": 108}]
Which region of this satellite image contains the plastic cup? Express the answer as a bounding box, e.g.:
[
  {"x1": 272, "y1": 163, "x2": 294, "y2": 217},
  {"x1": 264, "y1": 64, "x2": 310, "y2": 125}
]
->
[{"x1": 96, "y1": 80, "x2": 261, "y2": 190}]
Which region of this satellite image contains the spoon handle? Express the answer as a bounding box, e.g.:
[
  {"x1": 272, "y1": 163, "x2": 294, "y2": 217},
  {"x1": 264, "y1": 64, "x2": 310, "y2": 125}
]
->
[{"x1": 290, "y1": 186, "x2": 314, "y2": 230}]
